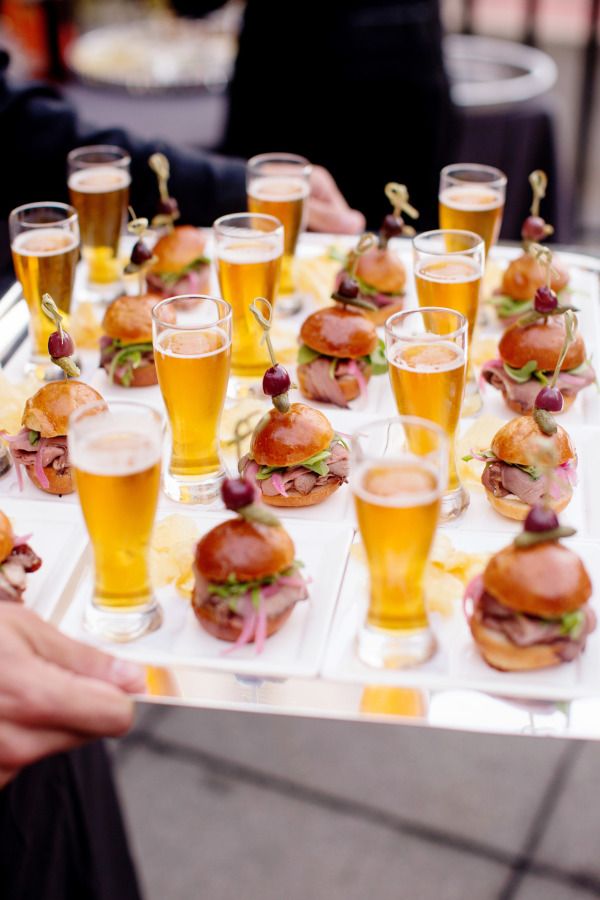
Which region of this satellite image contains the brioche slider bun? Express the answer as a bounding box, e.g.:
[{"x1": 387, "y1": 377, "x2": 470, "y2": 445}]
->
[
  {"x1": 470, "y1": 541, "x2": 592, "y2": 671},
  {"x1": 101, "y1": 293, "x2": 173, "y2": 387},
  {"x1": 485, "y1": 416, "x2": 575, "y2": 520},
  {"x1": 355, "y1": 248, "x2": 406, "y2": 325},
  {"x1": 0, "y1": 511, "x2": 14, "y2": 564},
  {"x1": 192, "y1": 518, "x2": 296, "y2": 641},
  {"x1": 300, "y1": 306, "x2": 377, "y2": 359},
  {"x1": 501, "y1": 253, "x2": 569, "y2": 302},
  {"x1": 152, "y1": 226, "x2": 208, "y2": 274}
]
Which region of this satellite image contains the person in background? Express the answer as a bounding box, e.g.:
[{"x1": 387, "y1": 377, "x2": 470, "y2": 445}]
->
[
  {"x1": 0, "y1": 603, "x2": 145, "y2": 899},
  {"x1": 0, "y1": 49, "x2": 363, "y2": 284},
  {"x1": 171, "y1": 0, "x2": 457, "y2": 229}
]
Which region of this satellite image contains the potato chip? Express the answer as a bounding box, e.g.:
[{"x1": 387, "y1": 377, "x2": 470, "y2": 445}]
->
[
  {"x1": 220, "y1": 398, "x2": 270, "y2": 461},
  {"x1": 295, "y1": 253, "x2": 340, "y2": 308},
  {"x1": 70, "y1": 301, "x2": 103, "y2": 349},
  {"x1": 0, "y1": 369, "x2": 40, "y2": 433},
  {"x1": 457, "y1": 415, "x2": 505, "y2": 486},
  {"x1": 425, "y1": 566, "x2": 465, "y2": 616},
  {"x1": 470, "y1": 337, "x2": 499, "y2": 368},
  {"x1": 150, "y1": 514, "x2": 199, "y2": 595}
]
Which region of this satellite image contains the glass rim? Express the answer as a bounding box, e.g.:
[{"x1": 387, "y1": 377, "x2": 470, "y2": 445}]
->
[
  {"x1": 67, "y1": 144, "x2": 131, "y2": 167},
  {"x1": 212, "y1": 211, "x2": 284, "y2": 237},
  {"x1": 69, "y1": 398, "x2": 163, "y2": 430},
  {"x1": 412, "y1": 229, "x2": 485, "y2": 255},
  {"x1": 351, "y1": 414, "x2": 448, "y2": 449},
  {"x1": 247, "y1": 151, "x2": 312, "y2": 176},
  {"x1": 440, "y1": 162, "x2": 507, "y2": 188},
  {"x1": 151, "y1": 294, "x2": 232, "y2": 330},
  {"x1": 9, "y1": 200, "x2": 79, "y2": 227},
  {"x1": 384, "y1": 306, "x2": 468, "y2": 342}
]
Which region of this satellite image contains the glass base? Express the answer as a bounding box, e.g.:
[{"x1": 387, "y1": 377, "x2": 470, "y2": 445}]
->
[
  {"x1": 162, "y1": 467, "x2": 225, "y2": 504},
  {"x1": 440, "y1": 485, "x2": 470, "y2": 523},
  {"x1": 226, "y1": 375, "x2": 264, "y2": 401},
  {"x1": 275, "y1": 291, "x2": 305, "y2": 317},
  {"x1": 358, "y1": 623, "x2": 437, "y2": 669},
  {"x1": 462, "y1": 378, "x2": 483, "y2": 417},
  {"x1": 85, "y1": 598, "x2": 163, "y2": 643}
]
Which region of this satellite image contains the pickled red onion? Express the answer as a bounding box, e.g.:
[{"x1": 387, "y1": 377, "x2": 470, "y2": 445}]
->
[
  {"x1": 33, "y1": 441, "x2": 50, "y2": 489},
  {"x1": 463, "y1": 574, "x2": 484, "y2": 621},
  {"x1": 346, "y1": 360, "x2": 367, "y2": 397},
  {"x1": 270, "y1": 472, "x2": 288, "y2": 497},
  {"x1": 221, "y1": 595, "x2": 256, "y2": 655},
  {"x1": 255, "y1": 592, "x2": 268, "y2": 655}
]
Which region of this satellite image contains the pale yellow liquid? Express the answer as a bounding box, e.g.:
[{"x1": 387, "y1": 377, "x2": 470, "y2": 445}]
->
[
  {"x1": 155, "y1": 329, "x2": 231, "y2": 477},
  {"x1": 11, "y1": 229, "x2": 79, "y2": 358},
  {"x1": 415, "y1": 256, "x2": 482, "y2": 346},
  {"x1": 389, "y1": 342, "x2": 466, "y2": 491},
  {"x1": 248, "y1": 176, "x2": 308, "y2": 293},
  {"x1": 354, "y1": 461, "x2": 441, "y2": 632},
  {"x1": 438, "y1": 185, "x2": 504, "y2": 257},
  {"x1": 216, "y1": 241, "x2": 281, "y2": 376},
  {"x1": 68, "y1": 166, "x2": 130, "y2": 283},
  {"x1": 73, "y1": 433, "x2": 160, "y2": 608}
]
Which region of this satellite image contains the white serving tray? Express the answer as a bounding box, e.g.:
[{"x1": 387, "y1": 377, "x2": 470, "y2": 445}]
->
[
  {"x1": 58, "y1": 513, "x2": 354, "y2": 679},
  {"x1": 0, "y1": 498, "x2": 88, "y2": 620},
  {"x1": 322, "y1": 530, "x2": 600, "y2": 702}
]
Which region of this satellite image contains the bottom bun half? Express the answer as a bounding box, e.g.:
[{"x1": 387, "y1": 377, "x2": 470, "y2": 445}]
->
[
  {"x1": 193, "y1": 601, "x2": 294, "y2": 642},
  {"x1": 485, "y1": 488, "x2": 572, "y2": 521},
  {"x1": 109, "y1": 362, "x2": 158, "y2": 388},
  {"x1": 470, "y1": 617, "x2": 566, "y2": 671},
  {"x1": 27, "y1": 466, "x2": 74, "y2": 496},
  {"x1": 260, "y1": 479, "x2": 342, "y2": 508},
  {"x1": 505, "y1": 392, "x2": 575, "y2": 416}
]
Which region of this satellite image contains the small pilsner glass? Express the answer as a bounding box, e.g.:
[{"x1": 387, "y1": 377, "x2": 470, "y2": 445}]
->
[
  {"x1": 351, "y1": 417, "x2": 447, "y2": 669},
  {"x1": 246, "y1": 152, "x2": 311, "y2": 316},
  {"x1": 438, "y1": 163, "x2": 507, "y2": 259},
  {"x1": 69, "y1": 400, "x2": 163, "y2": 642},
  {"x1": 385, "y1": 307, "x2": 468, "y2": 522},
  {"x1": 152, "y1": 294, "x2": 232, "y2": 504},
  {"x1": 9, "y1": 201, "x2": 79, "y2": 369}
]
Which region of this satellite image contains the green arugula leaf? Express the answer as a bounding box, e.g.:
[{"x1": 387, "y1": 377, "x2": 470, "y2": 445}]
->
[
  {"x1": 28, "y1": 430, "x2": 40, "y2": 446},
  {"x1": 255, "y1": 446, "x2": 334, "y2": 481},
  {"x1": 490, "y1": 295, "x2": 533, "y2": 317},
  {"x1": 108, "y1": 342, "x2": 152, "y2": 384},
  {"x1": 503, "y1": 359, "x2": 539, "y2": 383},
  {"x1": 297, "y1": 344, "x2": 321, "y2": 366},
  {"x1": 559, "y1": 610, "x2": 585, "y2": 637},
  {"x1": 208, "y1": 561, "x2": 304, "y2": 607},
  {"x1": 157, "y1": 255, "x2": 210, "y2": 286},
  {"x1": 365, "y1": 339, "x2": 388, "y2": 375},
  {"x1": 328, "y1": 358, "x2": 338, "y2": 380}
]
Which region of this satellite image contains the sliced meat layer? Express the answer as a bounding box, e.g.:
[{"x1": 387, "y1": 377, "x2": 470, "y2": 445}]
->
[
  {"x1": 482, "y1": 359, "x2": 596, "y2": 413},
  {"x1": 482, "y1": 460, "x2": 569, "y2": 505}
]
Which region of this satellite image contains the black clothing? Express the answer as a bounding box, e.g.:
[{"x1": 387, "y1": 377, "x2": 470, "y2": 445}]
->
[
  {"x1": 0, "y1": 742, "x2": 142, "y2": 900},
  {"x1": 0, "y1": 50, "x2": 246, "y2": 278},
  {"x1": 174, "y1": 0, "x2": 458, "y2": 229}
]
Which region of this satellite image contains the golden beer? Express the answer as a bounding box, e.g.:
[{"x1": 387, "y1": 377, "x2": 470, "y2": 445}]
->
[
  {"x1": 354, "y1": 461, "x2": 441, "y2": 632},
  {"x1": 11, "y1": 228, "x2": 79, "y2": 358},
  {"x1": 389, "y1": 342, "x2": 466, "y2": 492},
  {"x1": 74, "y1": 438, "x2": 160, "y2": 608},
  {"x1": 216, "y1": 240, "x2": 282, "y2": 376},
  {"x1": 439, "y1": 184, "x2": 504, "y2": 256},
  {"x1": 248, "y1": 176, "x2": 308, "y2": 293},
  {"x1": 68, "y1": 166, "x2": 130, "y2": 283},
  {"x1": 415, "y1": 256, "x2": 482, "y2": 344},
  {"x1": 155, "y1": 328, "x2": 231, "y2": 477}
]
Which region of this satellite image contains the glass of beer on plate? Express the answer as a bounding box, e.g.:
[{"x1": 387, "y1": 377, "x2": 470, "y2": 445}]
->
[
  {"x1": 413, "y1": 229, "x2": 483, "y2": 416},
  {"x1": 246, "y1": 152, "x2": 311, "y2": 316},
  {"x1": 9, "y1": 201, "x2": 80, "y2": 367},
  {"x1": 152, "y1": 294, "x2": 232, "y2": 503},
  {"x1": 351, "y1": 417, "x2": 447, "y2": 669},
  {"x1": 69, "y1": 400, "x2": 162, "y2": 642},
  {"x1": 68, "y1": 145, "x2": 130, "y2": 291},
  {"x1": 439, "y1": 163, "x2": 506, "y2": 258},
  {"x1": 213, "y1": 213, "x2": 283, "y2": 383},
  {"x1": 385, "y1": 308, "x2": 468, "y2": 521}
]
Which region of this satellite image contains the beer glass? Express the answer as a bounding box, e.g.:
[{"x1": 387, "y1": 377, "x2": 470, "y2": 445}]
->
[
  {"x1": 9, "y1": 201, "x2": 80, "y2": 366},
  {"x1": 385, "y1": 308, "x2": 468, "y2": 521},
  {"x1": 247, "y1": 152, "x2": 311, "y2": 315},
  {"x1": 69, "y1": 401, "x2": 162, "y2": 642},
  {"x1": 152, "y1": 295, "x2": 232, "y2": 503},
  {"x1": 351, "y1": 417, "x2": 447, "y2": 669},
  {"x1": 68, "y1": 145, "x2": 130, "y2": 289},
  {"x1": 213, "y1": 213, "x2": 283, "y2": 379},
  {"x1": 413, "y1": 229, "x2": 484, "y2": 415},
  {"x1": 439, "y1": 163, "x2": 506, "y2": 258}
]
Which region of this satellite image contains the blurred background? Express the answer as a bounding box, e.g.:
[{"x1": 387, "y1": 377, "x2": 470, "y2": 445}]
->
[{"x1": 1, "y1": 0, "x2": 598, "y2": 243}]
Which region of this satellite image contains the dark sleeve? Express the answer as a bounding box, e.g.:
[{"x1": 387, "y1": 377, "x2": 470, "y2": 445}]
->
[
  {"x1": 169, "y1": 0, "x2": 228, "y2": 18},
  {"x1": 0, "y1": 79, "x2": 246, "y2": 227}
]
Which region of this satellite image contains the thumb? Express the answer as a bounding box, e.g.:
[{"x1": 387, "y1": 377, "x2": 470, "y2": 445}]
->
[
  {"x1": 308, "y1": 199, "x2": 365, "y2": 235},
  {"x1": 21, "y1": 611, "x2": 146, "y2": 694}
]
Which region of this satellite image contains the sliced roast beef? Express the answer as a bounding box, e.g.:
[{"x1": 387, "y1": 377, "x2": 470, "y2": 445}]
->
[
  {"x1": 239, "y1": 441, "x2": 349, "y2": 499},
  {"x1": 481, "y1": 461, "x2": 510, "y2": 497},
  {"x1": 99, "y1": 338, "x2": 155, "y2": 380},
  {"x1": 192, "y1": 568, "x2": 308, "y2": 624},
  {"x1": 8, "y1": 430, "x2": 69, "y2": 473},
  {"x1": 146, "y1": 267, "x2": 208, "y2": 299},
  {"x1": 298, "y1": 357, "x2": 351, "y2": 408},
  {"x1": 482, "y1": 459, "x2": 568, "y2": 505},
  {"x1": 482, "y1": 359, "x2": 596, "y2": 413}
]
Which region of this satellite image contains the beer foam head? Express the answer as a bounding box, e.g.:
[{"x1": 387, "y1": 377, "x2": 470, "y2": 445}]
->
[
  {"x1": 248, "y1": 175, "x2": 309, "y2": 202},
  {"x1": 439, "y1": 184, "x2": 502, "y2": 211},
  {"x1": 415, "y1": 255, "x2": 481, "y2": 284},
  {"x1": 216, "y1": 237, "x2": 282, "y2": 265},
  {"x1": 392, "y1": 340, "x2": 466, "y2": 373},
  {"x1": 156, "y1": 327, "x2": 230, "y2": 358},
  {"x1": 11, "y1": 227, "x2": 79, "y2": 256},
  {"x1": 352, "y1": 459, "x2": 442, "y2": 507},
  {"x1": 70, "y1": 410, "x2": 161, "y2": 476},
  {"x1": 68, "y1": 165, "x2": 131, "y2": 193}
]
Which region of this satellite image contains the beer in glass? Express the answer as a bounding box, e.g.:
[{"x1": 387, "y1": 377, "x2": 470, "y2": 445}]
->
[
  {"x1": 351, "y1": 417, "x2": 447, "y2": 668},
  {"x1": 247, "y1": 152, "x2": 311, "y2": 315},
  {"x1": 68, "y1": 145, "x2": 130, "y2": 287},
  {"x1": 385, "y1": 308, "x2": 468, "y2": 521},
  {"x1": 153, "y1": 295, "x2": 232, "y2": 503},
  {"x1": 69, "y1": 401, "x2": 162, "y2": 641},
  {"x1": 439, "y1": 163, "x2": 506, "y2": 257},
  {"x1": 9, "y1": 202, "x2": 80, "y2": 365},
  {"x1": 213, "y1": 213, "x2": 282, "y2": 379}
]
